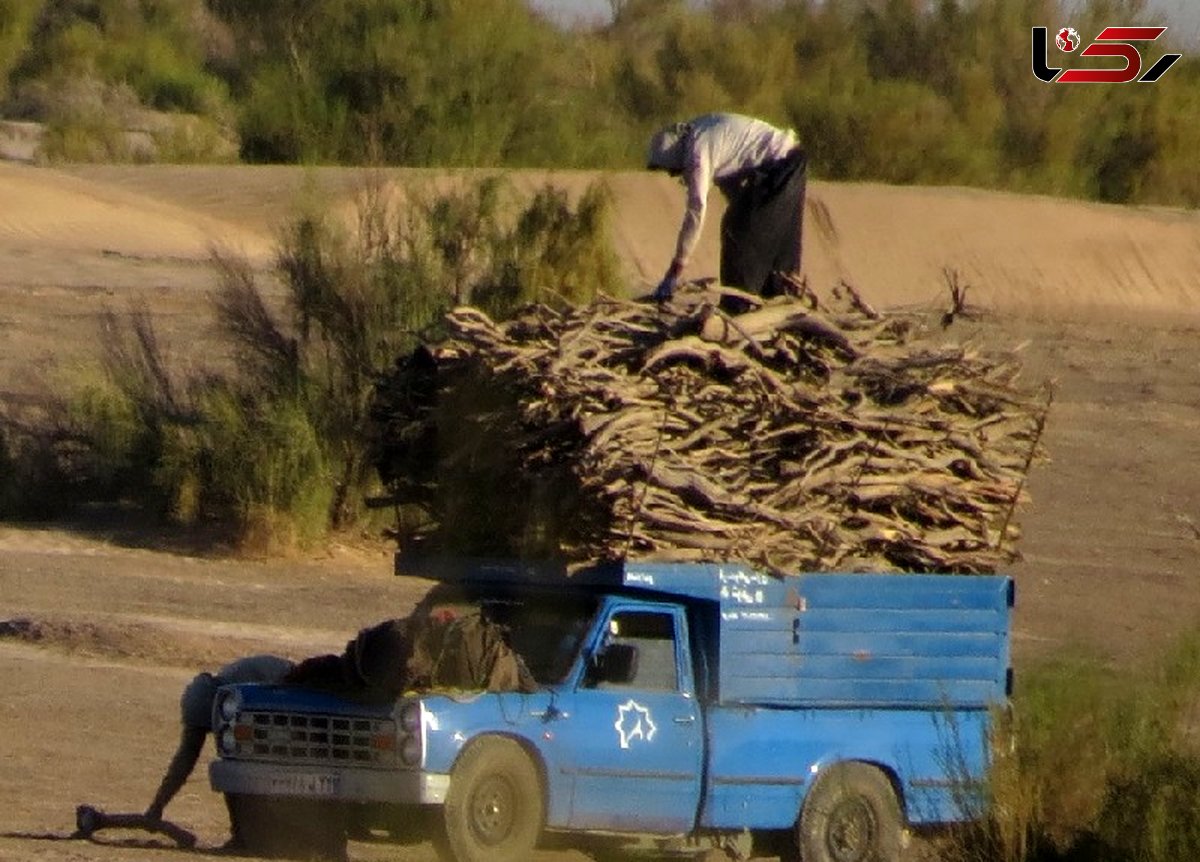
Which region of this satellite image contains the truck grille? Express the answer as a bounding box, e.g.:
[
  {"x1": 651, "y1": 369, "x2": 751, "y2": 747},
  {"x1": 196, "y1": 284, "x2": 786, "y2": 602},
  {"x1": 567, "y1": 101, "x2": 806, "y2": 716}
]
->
[{"x1": 231, "y1": 711, "x2": 397, "y2": 767}]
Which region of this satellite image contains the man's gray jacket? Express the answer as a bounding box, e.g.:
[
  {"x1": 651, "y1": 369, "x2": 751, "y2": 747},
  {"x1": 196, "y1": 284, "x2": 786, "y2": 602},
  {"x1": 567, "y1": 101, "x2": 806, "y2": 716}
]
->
[{"x1": 649, "y1": 113, "x2": 799, "y2": 274}]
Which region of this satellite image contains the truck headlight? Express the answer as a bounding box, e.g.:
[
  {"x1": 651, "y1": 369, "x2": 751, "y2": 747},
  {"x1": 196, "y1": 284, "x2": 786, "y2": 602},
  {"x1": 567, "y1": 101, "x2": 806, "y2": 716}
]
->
[
  {"x1": 215, "y1": 689, "x2": 241, "y2": 725},
  {"x1": 400, "y1": 734, "x2": 422, "y2": 767},
  {"x1": 218, "y1": 727, "x2": 238, "y2": 756},
  {"x1": 400, "y1": 702, "x2": 421, "y2": 734}
]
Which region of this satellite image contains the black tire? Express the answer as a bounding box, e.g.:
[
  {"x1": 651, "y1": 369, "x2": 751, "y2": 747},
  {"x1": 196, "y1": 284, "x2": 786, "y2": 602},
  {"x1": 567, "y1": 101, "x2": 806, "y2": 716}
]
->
[
  {"x1": 795, "y1": 763, "x2": 903, "y2": 862},
  {"x1": 225, "y1": 793, "x2": 348, "y2": 861},
  {"x1": 434, "y1": 737, "x2": 544, "y2": 862}
]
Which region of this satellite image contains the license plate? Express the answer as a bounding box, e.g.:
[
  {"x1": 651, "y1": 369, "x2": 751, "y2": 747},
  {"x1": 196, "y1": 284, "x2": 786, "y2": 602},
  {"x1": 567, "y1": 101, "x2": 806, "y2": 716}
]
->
[{"x1": 268, "y1": 772, "x2": 341, "y2": 797}]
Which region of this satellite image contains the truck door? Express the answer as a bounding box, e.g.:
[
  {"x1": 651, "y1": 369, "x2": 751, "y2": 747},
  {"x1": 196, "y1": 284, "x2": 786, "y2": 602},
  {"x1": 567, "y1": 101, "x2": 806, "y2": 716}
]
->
[{"x1": 559, "y1": 603, "x2": 703, "y2": 832}]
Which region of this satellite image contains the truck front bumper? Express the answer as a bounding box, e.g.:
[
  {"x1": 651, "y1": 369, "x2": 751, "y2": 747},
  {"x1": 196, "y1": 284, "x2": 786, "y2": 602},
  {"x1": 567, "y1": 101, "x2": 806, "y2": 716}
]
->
[{"x1": 209, "y1": 760, "x2": 449, "y2": 805}]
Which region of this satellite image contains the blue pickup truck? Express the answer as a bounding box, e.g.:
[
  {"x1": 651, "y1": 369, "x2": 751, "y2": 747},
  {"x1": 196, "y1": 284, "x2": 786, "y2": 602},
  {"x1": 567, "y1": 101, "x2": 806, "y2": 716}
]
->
[{"x1": 208, "y1": 559, "x2": 1013, "y2": 862}]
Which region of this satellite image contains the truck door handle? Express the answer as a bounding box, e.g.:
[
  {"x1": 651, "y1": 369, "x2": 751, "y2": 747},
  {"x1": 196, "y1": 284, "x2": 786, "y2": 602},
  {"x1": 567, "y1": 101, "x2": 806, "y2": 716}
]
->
[{"x1": 673, "y1": 715, "x2": 696, "y2": 725}]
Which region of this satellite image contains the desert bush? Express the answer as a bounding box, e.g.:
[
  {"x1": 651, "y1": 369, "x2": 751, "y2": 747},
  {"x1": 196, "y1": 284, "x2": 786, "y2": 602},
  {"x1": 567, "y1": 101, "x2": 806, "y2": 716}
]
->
[
  {"x1": 609, "y1": 0, "x2": 1194, "y2": 206},
  {"x1": 189, "y1": 383, "x2": 334, "y2": 551},
  {"x1": 932, "y1": 705, "x2": 1033, "y2": 862},
  {"x1": 12, "y1": 0, "x2": 225, "y2": 113},
  {"x1": 5, "y1": 0, "x2": 235, "y2": 161},
  {"x1": 60, "y1": 366, "x2": 146, "y2": 496},
  {"x1": 23, "y1": 77, "x2": 137, "y2": 161},
  {"x1": 0, "y1": 173, "x2": 622, "y2": 548},
  {"x1": 226, "y1": 0, "x2": 580, "y2": 166},
  {"x1": 0, "y1": 424, "x2": 74, "y2": 520},
  {"x1": 150, "y1": 112, "x2": 239, "y2": 163},
  {"x1": 16, "y1": 74, "x2": 235, "y2": 164},
  {"x1": 0, "y1": 369, "x2": 131, "y2": 520},
  {"x1": 472, "y1": 182, "x2": 622, "y2": 316}
]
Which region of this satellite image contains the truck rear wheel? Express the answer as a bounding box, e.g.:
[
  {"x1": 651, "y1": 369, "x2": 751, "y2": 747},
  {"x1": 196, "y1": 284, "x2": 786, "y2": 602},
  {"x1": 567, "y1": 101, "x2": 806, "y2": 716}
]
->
[
  {"x1": 434, "y1": 737, "x2": 544, "y2": 862},
  {"x1": 795, "y1": 763, "x2": 903, "y2": 862},
  {"x1": 225, "y1": 793, "x2": 348, "y2": 860}
]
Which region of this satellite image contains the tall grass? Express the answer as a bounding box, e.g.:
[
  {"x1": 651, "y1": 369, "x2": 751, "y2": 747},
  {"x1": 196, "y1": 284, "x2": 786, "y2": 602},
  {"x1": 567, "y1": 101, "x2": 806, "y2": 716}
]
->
[{"x1": 940, "y1": 632, "x2": 1200, "y2": 862}]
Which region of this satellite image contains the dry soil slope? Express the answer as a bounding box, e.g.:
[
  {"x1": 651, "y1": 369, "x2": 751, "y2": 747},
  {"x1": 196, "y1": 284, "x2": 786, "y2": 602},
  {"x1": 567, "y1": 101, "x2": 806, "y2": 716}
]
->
[{"x1": 9, "y1": 162, "x2": 1199, "y2": 321}]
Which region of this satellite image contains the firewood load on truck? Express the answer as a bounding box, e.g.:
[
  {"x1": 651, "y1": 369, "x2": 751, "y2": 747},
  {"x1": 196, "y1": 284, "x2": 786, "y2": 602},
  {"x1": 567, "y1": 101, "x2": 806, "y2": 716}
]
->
[{"x1": 370, "y1": 284, "x2": 1048, "y2": 576}]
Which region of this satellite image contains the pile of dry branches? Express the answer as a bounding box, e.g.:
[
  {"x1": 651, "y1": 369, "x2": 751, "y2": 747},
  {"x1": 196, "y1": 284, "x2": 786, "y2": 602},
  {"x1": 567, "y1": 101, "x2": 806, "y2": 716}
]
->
[{"x1": 372, "y1": 284, "x2": 1048, "y2": 574}]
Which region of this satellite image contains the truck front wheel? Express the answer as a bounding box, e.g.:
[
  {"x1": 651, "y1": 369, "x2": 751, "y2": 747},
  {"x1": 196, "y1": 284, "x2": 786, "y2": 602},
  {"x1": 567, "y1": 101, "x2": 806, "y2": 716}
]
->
[
  {"x1": 435, "y1": 737, "x2": 544, "y2": 862},
  {"x1": 794, "y1": 762, "x2": 903, "y2": 862},
  {"x1": 224, "y1": 793, "x2": 347, "y2": 860}
]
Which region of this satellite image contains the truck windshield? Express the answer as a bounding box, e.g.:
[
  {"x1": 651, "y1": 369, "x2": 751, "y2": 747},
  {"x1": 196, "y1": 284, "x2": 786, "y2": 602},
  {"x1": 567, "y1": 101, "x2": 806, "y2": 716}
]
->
[
  {"x1": 487, "y1": 596, "x2": 597, "y2": 684},
  {"x1": 417, "y1": 586, "x2": 598, "y2": 686}
]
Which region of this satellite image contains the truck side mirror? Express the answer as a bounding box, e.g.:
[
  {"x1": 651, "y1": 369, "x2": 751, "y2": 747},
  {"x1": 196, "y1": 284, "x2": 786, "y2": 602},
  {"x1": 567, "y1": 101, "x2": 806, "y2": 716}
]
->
[{"x1": 589, "y1": 643, "x2": 638, "y2": 686}]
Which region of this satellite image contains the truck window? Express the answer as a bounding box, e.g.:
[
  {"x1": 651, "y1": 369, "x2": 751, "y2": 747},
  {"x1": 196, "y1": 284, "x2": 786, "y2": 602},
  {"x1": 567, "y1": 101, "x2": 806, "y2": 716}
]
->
[
  {"x1": 591, "y1": 610, "x2": 679, "y2": 692},
  {"x1": 412, "y1": 586, "x2": 599, "y2": 686},
  {"x1": 503, "y1": 601, "x2": 595, "y2": 684}
]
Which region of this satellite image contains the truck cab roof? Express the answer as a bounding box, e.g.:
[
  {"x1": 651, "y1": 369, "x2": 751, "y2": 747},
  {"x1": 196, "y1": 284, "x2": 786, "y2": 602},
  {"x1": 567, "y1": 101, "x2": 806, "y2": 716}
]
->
[{"x1": 398, "y1": 555, "x2": 1014, "y2": 709}]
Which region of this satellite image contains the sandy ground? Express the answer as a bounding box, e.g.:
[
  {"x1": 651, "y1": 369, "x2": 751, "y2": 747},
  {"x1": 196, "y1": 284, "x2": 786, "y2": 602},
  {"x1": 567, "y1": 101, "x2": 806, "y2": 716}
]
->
[{"x1": 2, "y1": 162, "x2": 1200, "y2": 860}]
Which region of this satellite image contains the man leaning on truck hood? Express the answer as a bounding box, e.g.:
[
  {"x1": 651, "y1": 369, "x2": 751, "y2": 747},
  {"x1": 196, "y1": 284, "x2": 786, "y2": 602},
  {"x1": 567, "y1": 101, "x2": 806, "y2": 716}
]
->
[{"x1": 145, "y1": 655, "x2": 294, "y2": 839}]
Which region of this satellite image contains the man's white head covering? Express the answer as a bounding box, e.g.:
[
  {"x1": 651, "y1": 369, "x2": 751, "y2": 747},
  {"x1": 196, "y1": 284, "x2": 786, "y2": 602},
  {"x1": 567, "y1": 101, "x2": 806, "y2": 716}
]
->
[{"x1": 647, "y1": 121, "x2": 691, "y2": 172}]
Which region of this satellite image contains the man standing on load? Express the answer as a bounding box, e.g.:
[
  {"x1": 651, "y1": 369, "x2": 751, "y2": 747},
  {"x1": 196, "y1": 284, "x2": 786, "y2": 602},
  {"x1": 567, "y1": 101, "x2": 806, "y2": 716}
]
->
[{"x1": 646, "y1": 112, "x2": 807, "y2": 303}]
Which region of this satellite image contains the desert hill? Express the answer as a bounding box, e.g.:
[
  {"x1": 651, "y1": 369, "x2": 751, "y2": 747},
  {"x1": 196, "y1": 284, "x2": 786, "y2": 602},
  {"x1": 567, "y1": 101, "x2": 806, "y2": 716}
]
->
[{"x1": 7, "y1": 162, "x2": 1200, "y2": 317}]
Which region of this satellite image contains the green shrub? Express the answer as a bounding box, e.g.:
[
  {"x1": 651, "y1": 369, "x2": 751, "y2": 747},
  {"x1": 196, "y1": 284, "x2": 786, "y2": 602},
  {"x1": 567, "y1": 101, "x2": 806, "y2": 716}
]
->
[
  {"x1": 0, "y1": 402, "x2": 89, "y2": 521},
  {"x1": 37, "y1": 81, "x2": 134, "y2": 162},
  {"x1": 466, "y1": 181, "x2": 622, "y2": 316},
  {"x1": 150, "y1": 113, "x2": 238, "y2": 163},
  {"x1": 228, "y1": 0, "x2": 571, "y2": 166},
  {"x1": 61, "y1": 367, "x2": 144, "y2": 496},
  {"x1": 238, "y1": 61, "x2": 348, "y2": 164},
  {"x1": 0, "y1": 0, "x2": 40, "y2": 103},
  {"x1": 154, "y1": 418, "x2": 203, "y2": 524},
  {"x1": 195, "y1": 385, "x2": 333, "y2": 551},
  {"x1": 7, "y1": 0, "x2": 235, "y2": 161}
]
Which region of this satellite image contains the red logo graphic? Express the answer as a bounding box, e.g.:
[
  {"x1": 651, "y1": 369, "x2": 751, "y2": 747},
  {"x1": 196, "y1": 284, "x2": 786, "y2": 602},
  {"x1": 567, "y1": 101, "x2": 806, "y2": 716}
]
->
[
  {"x1": 1033, "y1": 26, "x2": 1182, "y2": 83},
  {"x1": 1056, "y1": 28, "x2": 1080, "y2": 52}
]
